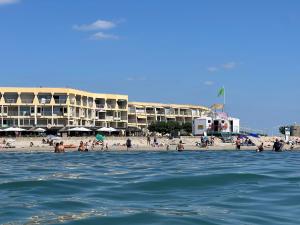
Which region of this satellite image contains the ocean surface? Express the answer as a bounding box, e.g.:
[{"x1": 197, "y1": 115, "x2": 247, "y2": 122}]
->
[{"x1": 0, "y1": 150, "x2": 300, "y2": 225}]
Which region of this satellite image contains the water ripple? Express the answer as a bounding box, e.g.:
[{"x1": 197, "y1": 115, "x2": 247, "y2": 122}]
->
[{"x1": 0, "y1": 151, "x2": 300, "y2": 225}]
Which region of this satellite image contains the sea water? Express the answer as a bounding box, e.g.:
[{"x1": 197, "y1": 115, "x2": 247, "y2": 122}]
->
[{"x1": 0, "y1": 151, "x2": 300, "y2": 225}]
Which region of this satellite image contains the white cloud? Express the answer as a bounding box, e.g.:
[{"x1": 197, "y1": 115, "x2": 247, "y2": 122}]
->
[
  {"x1": 73, "y1": 20, "x2": 116, "y2": 31},
  {"x1": 204, "y1": 81, "x2": 214, "y2": 86},
  {"x1": 222, "y1": 62, "x2": 238, "y2": 70},
  {"x1": 207, "y1": 61, "x2": 239, "y2": 73},
  {"x1": 89, "y1": 32, "x2": 119, "y2": 40},
  {"x1": 0, "y1": 0, "x2": 19, "y2": 5},
  {"x1": 207, "y1": 67, "x2": 218, "y2": 73}
]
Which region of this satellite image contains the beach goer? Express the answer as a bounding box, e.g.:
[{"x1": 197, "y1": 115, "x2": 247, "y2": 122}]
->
[
  {"x1": 147, "y1": 135, "x2": 151, "y2": 146},
  {"x1": 166, "y1": 144, "x2": 170, "y2": 150},
  {"x1": 257, "y1": 143, "x2": 264, "y2": 152},
  {"x1": 30, "y1": 142, "x2": 34, "y2": 147},
  {"x1": 236, "y1": 138, "x2": 241, "y2": 150},
  {"x1": 84, "y1": 142, "x2": 90, "y2": 152},
  {"x1": 176, "y1": 140, "x2": 184, "y2": 152},
  {"x1": 126, "y1": 138, "x2": 132, "y2": 150},
  {"x1": 154, "y1": 136, "x2": 158, "y2": 146},
  {"x1": 78, "y1": 141, "x2": 85, "y2": 152},
  {"x1": 59, "y1": 141, "x2": 65, "y2": 153},
  {"x1": 54, "y1": 143, "x2": 60, "y2": 153},
  {"x1": 273, "y1": 139, "x2": 282, "y2": 152},
  {"x1": 106, "y1": 143, "x2": 108, "y2": 150}
]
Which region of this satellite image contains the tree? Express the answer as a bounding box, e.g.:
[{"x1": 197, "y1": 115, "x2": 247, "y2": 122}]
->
[
  {"x1": 279, "y1": 126, "x2": 290, "y2": 135},
  {"x1": 148, "y1": 121, "x2": 193, "y2": 135},
  {"x1": 181, "y1": 122, "x2": 192, "y2": 134}
]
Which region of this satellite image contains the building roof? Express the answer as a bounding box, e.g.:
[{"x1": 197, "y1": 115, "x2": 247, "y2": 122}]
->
[{"x1": 128, "y1": 101, "x2": 209, "y2": 111}]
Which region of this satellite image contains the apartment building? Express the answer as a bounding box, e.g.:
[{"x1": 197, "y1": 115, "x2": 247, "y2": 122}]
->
[
  {"x1": 0, "y1": 88, "x2": 128, "y2": 129},
  {"x1": 128, "y1": 102, "x2": 209, "y2": 129},
  {"x1": 0, "y1": 87, "x2": 209, "y2": 130}
]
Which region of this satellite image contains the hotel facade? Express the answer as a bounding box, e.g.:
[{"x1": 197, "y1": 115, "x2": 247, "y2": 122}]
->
[{"x1": 0, "y1": 87, "x2": 209, "y2": 130}]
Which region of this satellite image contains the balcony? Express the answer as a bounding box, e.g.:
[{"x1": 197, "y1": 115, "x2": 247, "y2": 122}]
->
[
  {"x1": 39, "y1": 98, "x2": 51, "y2": 104},
  {"x1": 7, "y1": 111, "x2": 18, "y2": 116},
  {"x1": 96, "y1": 104, "x2": 105, "y2": 109},
  {"x1": 4, "y1": 93, "x2": 18, "y2": 104},
  {"x1": 106, "y1": 116, "x2": 114, "y2": 121},
  {"x1": 54, "y1": 99, "x2": 67, "y2": 104},
  {"x1": 107, "y1": 105, "x2": 116, "y2": 109},
  {"x1": 5, "y1": 99, "x2": 17, "y2": 104}
]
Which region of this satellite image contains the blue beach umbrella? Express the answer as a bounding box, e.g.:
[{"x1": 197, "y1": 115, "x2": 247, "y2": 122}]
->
[{"x1": 96, "y1": 134, "x2": 105, "y2": 141}]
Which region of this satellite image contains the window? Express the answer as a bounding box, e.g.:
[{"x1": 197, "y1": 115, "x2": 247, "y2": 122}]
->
[
  {"x1": 208, "y1": 120, "x2": 211, "y2": 123},
  {"x1": 37, "y1": 107, "x2": 41, "y2": 114}
]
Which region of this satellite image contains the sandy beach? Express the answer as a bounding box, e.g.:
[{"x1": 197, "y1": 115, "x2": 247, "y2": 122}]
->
[{"x1": 0, "y1": 136, "x2": 298, "y2": 152}]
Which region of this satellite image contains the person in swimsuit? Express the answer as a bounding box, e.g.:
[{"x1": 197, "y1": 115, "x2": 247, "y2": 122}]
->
[
  {"x1": 257, "y1": 142, "x2": 264, "y2": 152},
  {"x1": 177, "y1": 140, "x2": 184, "y2": 152},
  {"x1": 54, "y1": 143, "x2": 60, "y2": 153},
  {"x1": 273, "y1": 139, "x2": 282, "y2": 152},
  {"x1": 236, "y1": 138, "x2": 241, "y2": 150}
]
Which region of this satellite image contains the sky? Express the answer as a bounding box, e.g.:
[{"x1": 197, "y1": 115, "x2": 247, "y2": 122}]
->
[{"x1": 0, "y1": 0, "x2": 300, "y2": 134}]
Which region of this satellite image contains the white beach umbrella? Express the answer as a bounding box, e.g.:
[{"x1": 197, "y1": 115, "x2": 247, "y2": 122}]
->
[
  {"x1": 4, "y1": 127, "x2": 27, "y2": 132},
  {"x1": 35, "y1": 128, "x2": 46, "y2": 132},
  {"x1": 97, "y1": 127, "x2": 117, "y2": 132},
  {"x1": 68, "y1": 127, "x2": 92, "y2": 132}
]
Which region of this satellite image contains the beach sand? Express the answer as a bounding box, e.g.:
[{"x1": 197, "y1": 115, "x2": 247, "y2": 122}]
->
[{"x1": 0, "y1": 136, "x2": 296, "y2": 152}]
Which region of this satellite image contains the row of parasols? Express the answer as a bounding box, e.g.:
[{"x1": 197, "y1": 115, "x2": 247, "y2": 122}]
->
[{"x1": 0, "y1": 127, "x2": 118, "y2": 133}]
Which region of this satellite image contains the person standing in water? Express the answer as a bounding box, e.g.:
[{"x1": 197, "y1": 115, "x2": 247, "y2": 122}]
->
[
  {"x1": 236, "y1": 138, "x2": 241, "y2": 150},
  {"x1": 273, "y1": 139, "x2": 282, "y2": 152},
  {"x1": 257, "y1": 142, "x2": 264, "y2": 152},
  {"x1": 176, "y1": 140, "x2": 184, "y2": 152},
  {"x1": 59, "y1": 141, "x2": 65, "y2": 153},
  {"x1": 54, "y1": 143, "x2": 60, "y2": 153}
]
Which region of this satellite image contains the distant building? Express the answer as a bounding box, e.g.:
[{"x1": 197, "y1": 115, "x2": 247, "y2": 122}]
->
[
  {"x1": 192, "y1": 112, "x2": 240, "y2": 136},
  {"x1": 290, "y1": 125, "x2": 300, "y2": 137},
  {"x1": 0, "y1": 87, "x2": 209, "y2": 130}
]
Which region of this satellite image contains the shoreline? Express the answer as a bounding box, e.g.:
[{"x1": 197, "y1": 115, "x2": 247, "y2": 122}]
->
[{"x1": 0, "y1": 136, "x2": 297, "y2": 153}]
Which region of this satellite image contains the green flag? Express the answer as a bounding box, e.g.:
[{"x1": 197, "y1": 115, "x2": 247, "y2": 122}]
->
[{"x1": 218, "y1": 87, "x2": 225, "y2": 97}]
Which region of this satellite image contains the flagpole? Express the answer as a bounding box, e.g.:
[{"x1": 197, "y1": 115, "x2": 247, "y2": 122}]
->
[{"x1": 223, "y1": 86, "x2": 226, "y2": 112}]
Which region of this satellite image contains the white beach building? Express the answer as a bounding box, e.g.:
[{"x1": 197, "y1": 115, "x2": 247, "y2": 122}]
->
[{"x1": 192, "y1": 112, "x2": 240, "y2": 136}]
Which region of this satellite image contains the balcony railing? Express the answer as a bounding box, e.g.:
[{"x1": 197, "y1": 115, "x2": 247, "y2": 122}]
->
[
  {"x1": 106, "y1": 116, "x2": 114, "y2": 121},
  {"x1": 39, "y1": 99, "x2": 51, "y2": 104},
  {"x1": 5, "y1": 99, "x2": 17, "y2": 104},
  {"x1": 21, "y1": 99, "x2": 34, "y2": 104},
  {"x1": 96, "y1": 104, "x2": 105, "y2": 109},
  {"x1": 118, "y1": 105, "x2": 127, "y2": 109},
  {"x1": 54, "y1": 99, "x2": 67, "y2": 104},
  {"x1": 107, "y1": 105, "x2": 117, "y2": 109},
  {"x1": 8, "y1": 112, "x2": 18, "y2": 116}
]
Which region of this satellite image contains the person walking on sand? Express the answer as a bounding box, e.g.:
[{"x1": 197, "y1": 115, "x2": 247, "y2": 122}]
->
[
  {"x1": 126, "y1": 138, "x2": 132, "y2": 150},
  {"x1": 147, "y1": 135, "x2": 151, "y2": 146},
  {"x1": 236, "y1": 138, "x2": 241, "y2": 150}
]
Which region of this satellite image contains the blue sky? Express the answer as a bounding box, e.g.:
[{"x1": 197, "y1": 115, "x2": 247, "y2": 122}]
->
[{"x1": 0, "y1": 0, "x2": 299, "y2": 133}]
